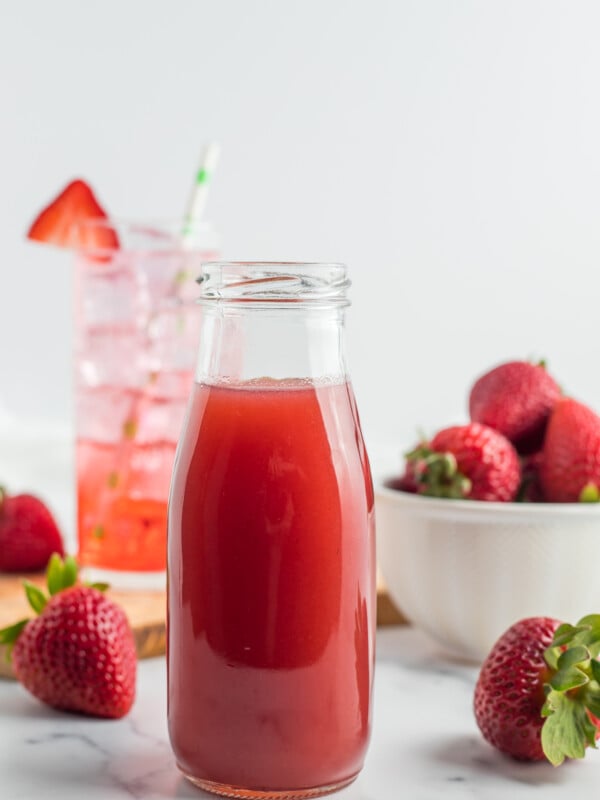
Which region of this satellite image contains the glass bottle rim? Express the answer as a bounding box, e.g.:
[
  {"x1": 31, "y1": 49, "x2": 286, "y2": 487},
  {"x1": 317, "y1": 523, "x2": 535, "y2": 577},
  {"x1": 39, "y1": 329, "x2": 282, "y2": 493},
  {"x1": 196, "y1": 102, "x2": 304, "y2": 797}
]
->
[{"x1": 197, "y1": 261, "x2": 351, "y2": 307}]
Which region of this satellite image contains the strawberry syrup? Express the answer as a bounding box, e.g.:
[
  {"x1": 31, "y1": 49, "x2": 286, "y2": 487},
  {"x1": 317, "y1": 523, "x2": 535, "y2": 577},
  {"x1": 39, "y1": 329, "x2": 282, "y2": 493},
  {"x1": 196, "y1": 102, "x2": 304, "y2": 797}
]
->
[{"x1": 167, "y1": 379, "x2": 375, "y2": 797}]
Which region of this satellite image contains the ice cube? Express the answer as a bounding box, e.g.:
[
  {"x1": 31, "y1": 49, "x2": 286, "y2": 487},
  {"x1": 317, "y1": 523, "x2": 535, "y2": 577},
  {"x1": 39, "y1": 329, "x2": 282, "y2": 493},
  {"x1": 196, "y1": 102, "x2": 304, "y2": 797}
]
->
[
  {"x1": 146, "y1": 306, "x2": 201, "y2": 371},
  {"x1": 134, "y1": 393, "x2": 190, "y2": 444},
  {"x1": 77, "y1": 263, "x2": 144, "y2": 328},
  {"x1": 77, "y1": 385, "x2": 142, "y2": 443},
  {"x1": 77, "y1": 328, "x2": 147, "y2": 387}
]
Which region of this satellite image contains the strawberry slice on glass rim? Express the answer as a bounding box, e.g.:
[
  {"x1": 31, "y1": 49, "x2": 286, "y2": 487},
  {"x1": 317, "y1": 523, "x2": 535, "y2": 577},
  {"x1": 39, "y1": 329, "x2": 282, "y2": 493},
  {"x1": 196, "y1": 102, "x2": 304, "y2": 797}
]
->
[{"x1": 27, "y1": 178, "x2": 119, "y2": 253}]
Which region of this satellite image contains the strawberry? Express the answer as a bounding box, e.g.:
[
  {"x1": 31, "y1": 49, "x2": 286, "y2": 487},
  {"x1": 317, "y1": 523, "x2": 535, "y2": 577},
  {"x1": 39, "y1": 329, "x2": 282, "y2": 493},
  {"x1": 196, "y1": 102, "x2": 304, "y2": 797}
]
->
[
  {"x1": 540, "y1": 398, "x2": 600, "y2": 502},
  {"x1": 474, "y1": 615, "x2": 600, "y2": 765},
  {"x1": 406, "y1": 423, "x2": 520, "y2": 502},
  {"x1": 469, "y1": 360, "x2": 561, "y2": 455},
  {"x1": 0, "y1": 489, "x2": 64, "y2": 572},
  {"x1": 27, "y1": 179, "x2": 118, "y2": 252},
  {"x1": 388, "y1": 457, "x2": 420, "y2": 493},
  {"x1": 389, "y1": 473, "x2": 419, "y2": 493},
  {"x1": 0, "y1": 555, "x2": 136, "y2": 718}
]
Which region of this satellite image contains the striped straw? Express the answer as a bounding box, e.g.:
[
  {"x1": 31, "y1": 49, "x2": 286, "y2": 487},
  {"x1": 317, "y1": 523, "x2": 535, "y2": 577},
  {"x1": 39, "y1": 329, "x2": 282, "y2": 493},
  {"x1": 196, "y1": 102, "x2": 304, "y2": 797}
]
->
[{"x1": 182, "y1": 141, "x2": 221, "y2": 240}]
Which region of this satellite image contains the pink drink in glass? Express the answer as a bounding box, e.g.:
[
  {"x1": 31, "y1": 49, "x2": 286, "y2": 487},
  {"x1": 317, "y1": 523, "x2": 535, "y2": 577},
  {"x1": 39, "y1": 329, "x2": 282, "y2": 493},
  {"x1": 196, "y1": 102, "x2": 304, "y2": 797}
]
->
[{"x1": 76, "y1": 221, "x2": 217, "y2": 587}]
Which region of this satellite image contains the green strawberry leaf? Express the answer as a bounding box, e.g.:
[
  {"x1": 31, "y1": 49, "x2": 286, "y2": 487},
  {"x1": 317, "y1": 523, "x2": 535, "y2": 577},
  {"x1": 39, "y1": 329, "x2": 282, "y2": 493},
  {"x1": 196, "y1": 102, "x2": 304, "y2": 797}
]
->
[
  {"x1": 545, "y1": 619, "x2": 600, "y2": 670},
  {"x1": 23, "y1": 581, "x2": 47, "y2": 614},
  {"x1": 582, "y1": 688, "x2": 600, "y2": 719},
  {"x1": 404, "y1": 444, "x2": 431, "y2": 461},
  {"x1": 86, "y1": 582, "x2": 109, "y2": 592},
  {"x1": 540, "y1": 617, "x2": 600, "y2": 765},
  {"x1": 62, "y1": 555, "x2": 78, "y2": 589},
  {"x1": 541, "y1": 690, "x2": 596, "y2": 766},
  {"x1": 405, "y1": 446, "x2": 472, "y2": 499},
  {"x1": 545, "y1": 645, "x2": 560, "y2": 671},
  {"x1": 47, "y1": 553, "x2": 79, "y2": 595},
  {"x1": 550, "y1": 637, "x2": 590, "y2": 692},
  {"x1": 575, "y1": 616, "x2": 600, "y2": 657},
  {"x1": 591, "y1": 660, "x2": 600, "y2": 684},
  {"x1": 0, "y1": 618, "x2": 29, "y2": 662},
  {"x1": 0, "y1": 618, "x2": 29, "y2": 646},
  {"x1": 540, "y1": 618, "x2": 600, "y2": 766},
  {"x1": 557, "y1": 645, "x2": 590, "y2": 670},
  {"x1": 47, "y1": 553, "x2": 64, "y2": 595},
  {"x1": 582, "y1": 713, "x2": 599, "y2": 750},
  {"x1": 577, "y1": 615, "x2": 600, "y2": 632},
  {"x1": 551, "y1": 623, "x2": 581, "y2": 647},
  {"x1": 580, "y1": 483, "x2": 600, "y2": 503},
  {"x1": 551, "y1": 667, "x2": 589, "y2": 692}
]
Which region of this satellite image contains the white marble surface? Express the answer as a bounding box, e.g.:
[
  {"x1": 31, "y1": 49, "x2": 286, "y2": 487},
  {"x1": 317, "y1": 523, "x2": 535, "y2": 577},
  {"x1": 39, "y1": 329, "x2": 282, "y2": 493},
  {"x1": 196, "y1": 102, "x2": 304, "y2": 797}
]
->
[{"x1": 3, "y1": 626, "x2": 600, "y2": 800}]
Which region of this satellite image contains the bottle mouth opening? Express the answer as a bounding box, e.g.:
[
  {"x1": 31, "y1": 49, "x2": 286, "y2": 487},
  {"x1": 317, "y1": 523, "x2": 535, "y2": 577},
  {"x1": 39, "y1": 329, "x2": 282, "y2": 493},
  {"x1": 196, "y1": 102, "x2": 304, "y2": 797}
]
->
[{"x1": 197, "y1": 262, "x2": 351, "y2": 306}]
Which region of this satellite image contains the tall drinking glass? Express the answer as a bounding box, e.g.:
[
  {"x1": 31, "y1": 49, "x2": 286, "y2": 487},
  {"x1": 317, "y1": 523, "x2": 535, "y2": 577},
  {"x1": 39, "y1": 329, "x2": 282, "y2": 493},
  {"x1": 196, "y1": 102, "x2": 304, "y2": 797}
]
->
[{"x1": 75, "y1": 221, "x2": 218, "y2": 589}]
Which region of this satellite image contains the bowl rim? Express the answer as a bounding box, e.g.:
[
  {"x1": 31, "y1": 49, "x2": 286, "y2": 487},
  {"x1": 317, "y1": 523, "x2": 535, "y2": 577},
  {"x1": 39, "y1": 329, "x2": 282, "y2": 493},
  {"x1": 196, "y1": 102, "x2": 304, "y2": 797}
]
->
[{"x1": 375, "y1": 473, "x2": 600, "y2": 519}]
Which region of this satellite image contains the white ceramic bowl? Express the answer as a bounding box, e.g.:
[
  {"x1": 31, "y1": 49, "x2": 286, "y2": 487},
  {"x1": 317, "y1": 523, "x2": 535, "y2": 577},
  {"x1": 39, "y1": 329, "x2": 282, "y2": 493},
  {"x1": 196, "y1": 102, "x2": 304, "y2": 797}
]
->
[{"x1": 376, "y1": 476, "x2": 600, "y2": 662}]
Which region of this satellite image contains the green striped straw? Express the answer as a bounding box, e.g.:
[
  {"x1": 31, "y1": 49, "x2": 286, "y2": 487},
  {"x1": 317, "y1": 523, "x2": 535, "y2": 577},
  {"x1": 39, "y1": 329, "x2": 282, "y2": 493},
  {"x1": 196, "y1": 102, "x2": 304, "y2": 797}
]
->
[{"x1": 182, "y1": 141, "x2": 221, "y2": 241}]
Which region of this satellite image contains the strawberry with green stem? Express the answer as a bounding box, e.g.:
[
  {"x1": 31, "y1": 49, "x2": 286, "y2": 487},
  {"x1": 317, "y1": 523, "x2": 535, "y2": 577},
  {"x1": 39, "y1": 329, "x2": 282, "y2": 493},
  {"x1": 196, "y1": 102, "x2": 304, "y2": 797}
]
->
[
  {"x1": 406, "y1": 422, "x2": 520, "y2": 502},
  {"x1": 540, "y1": 398, "x2": 600, "y2": 502},
  {"x1": 474, "y1": 615, "x2": 600, "y2": 765},
  {"x1": 0, "y1": 554, "x2": 136, "y2": 719}
]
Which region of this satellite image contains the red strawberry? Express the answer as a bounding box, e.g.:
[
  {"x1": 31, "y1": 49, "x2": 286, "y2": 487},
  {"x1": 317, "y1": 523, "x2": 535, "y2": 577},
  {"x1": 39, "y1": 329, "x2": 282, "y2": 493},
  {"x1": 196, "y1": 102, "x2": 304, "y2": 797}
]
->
[
  {"x1": 540, "y1": 398, "x2": 600, "y2": 502},
  {"x1": 474, "y1": 615, "x2": 600, "y2": 765},
  {"x1": 389, "y1": 457, "x2": 420, "y2": 493},
  {"x1": 27, "y1": 179, "x2": 118, "y2": 252},
  {"x1": 387, "y1": 474, "x2": 418, "y2": 493},
  {"x1": 469, "y1": 361, "x2": 561, "y2": 455},
  {"x1": 0, "y1": 489, "x2": 64, "y2": 572},
  {"x1": 0, "y1": 555, "x2": 136, "y2": 718},
  {"x1": 407, "y1": 423, "x2": 520, "y2": 501}
]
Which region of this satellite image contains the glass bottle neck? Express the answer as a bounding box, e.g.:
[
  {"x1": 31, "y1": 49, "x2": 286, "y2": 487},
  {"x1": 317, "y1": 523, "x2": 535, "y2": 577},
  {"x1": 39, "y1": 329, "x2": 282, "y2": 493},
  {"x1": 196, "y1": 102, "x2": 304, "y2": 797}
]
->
[{"x1": 195, "y1": 304, "x2": 348, "y2": 385}]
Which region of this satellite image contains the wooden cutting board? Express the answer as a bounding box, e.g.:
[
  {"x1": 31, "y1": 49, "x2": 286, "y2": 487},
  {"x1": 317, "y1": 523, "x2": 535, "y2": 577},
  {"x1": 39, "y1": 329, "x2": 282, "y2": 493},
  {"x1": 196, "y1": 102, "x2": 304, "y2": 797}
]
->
[{"x1": 0, "y1": 573, "x2": 404, "y2": 679}]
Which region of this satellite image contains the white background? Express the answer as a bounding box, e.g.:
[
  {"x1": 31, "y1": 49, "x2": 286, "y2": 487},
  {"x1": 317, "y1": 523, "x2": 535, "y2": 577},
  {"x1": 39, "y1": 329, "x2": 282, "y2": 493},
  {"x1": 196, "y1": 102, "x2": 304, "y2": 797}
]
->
[{"x1": 2, "y1": 0, "x2": 600, "y2": 467}]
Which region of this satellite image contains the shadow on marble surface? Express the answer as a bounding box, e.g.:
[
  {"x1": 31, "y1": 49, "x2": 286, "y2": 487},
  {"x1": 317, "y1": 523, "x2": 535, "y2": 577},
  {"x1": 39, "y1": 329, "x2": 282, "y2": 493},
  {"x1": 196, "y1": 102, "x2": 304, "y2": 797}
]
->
[{"x1": 429, "y1": 734, "x2": 573, "y2": 786}]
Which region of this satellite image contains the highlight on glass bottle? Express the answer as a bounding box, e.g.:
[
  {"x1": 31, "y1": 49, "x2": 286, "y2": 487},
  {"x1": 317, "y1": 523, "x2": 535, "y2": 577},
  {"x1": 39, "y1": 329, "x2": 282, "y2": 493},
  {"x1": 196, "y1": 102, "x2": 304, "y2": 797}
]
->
[{"x1": 167, "y1": 262, "x2": 375, "y2": 799}]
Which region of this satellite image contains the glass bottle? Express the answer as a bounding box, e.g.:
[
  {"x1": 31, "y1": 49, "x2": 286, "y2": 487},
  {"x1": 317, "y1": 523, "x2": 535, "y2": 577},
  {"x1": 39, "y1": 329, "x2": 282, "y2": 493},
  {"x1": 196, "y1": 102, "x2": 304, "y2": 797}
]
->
[{"x1": 167, "y1": 262, "x2": 375, "y2": 799}]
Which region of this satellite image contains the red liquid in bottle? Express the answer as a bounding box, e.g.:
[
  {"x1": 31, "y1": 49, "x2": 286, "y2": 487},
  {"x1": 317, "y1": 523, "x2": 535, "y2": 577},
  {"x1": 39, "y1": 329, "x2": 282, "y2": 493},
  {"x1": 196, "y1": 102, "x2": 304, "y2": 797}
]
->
[{"x1": 168, "y1": 379, "x2": 375, "y2": 797}]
